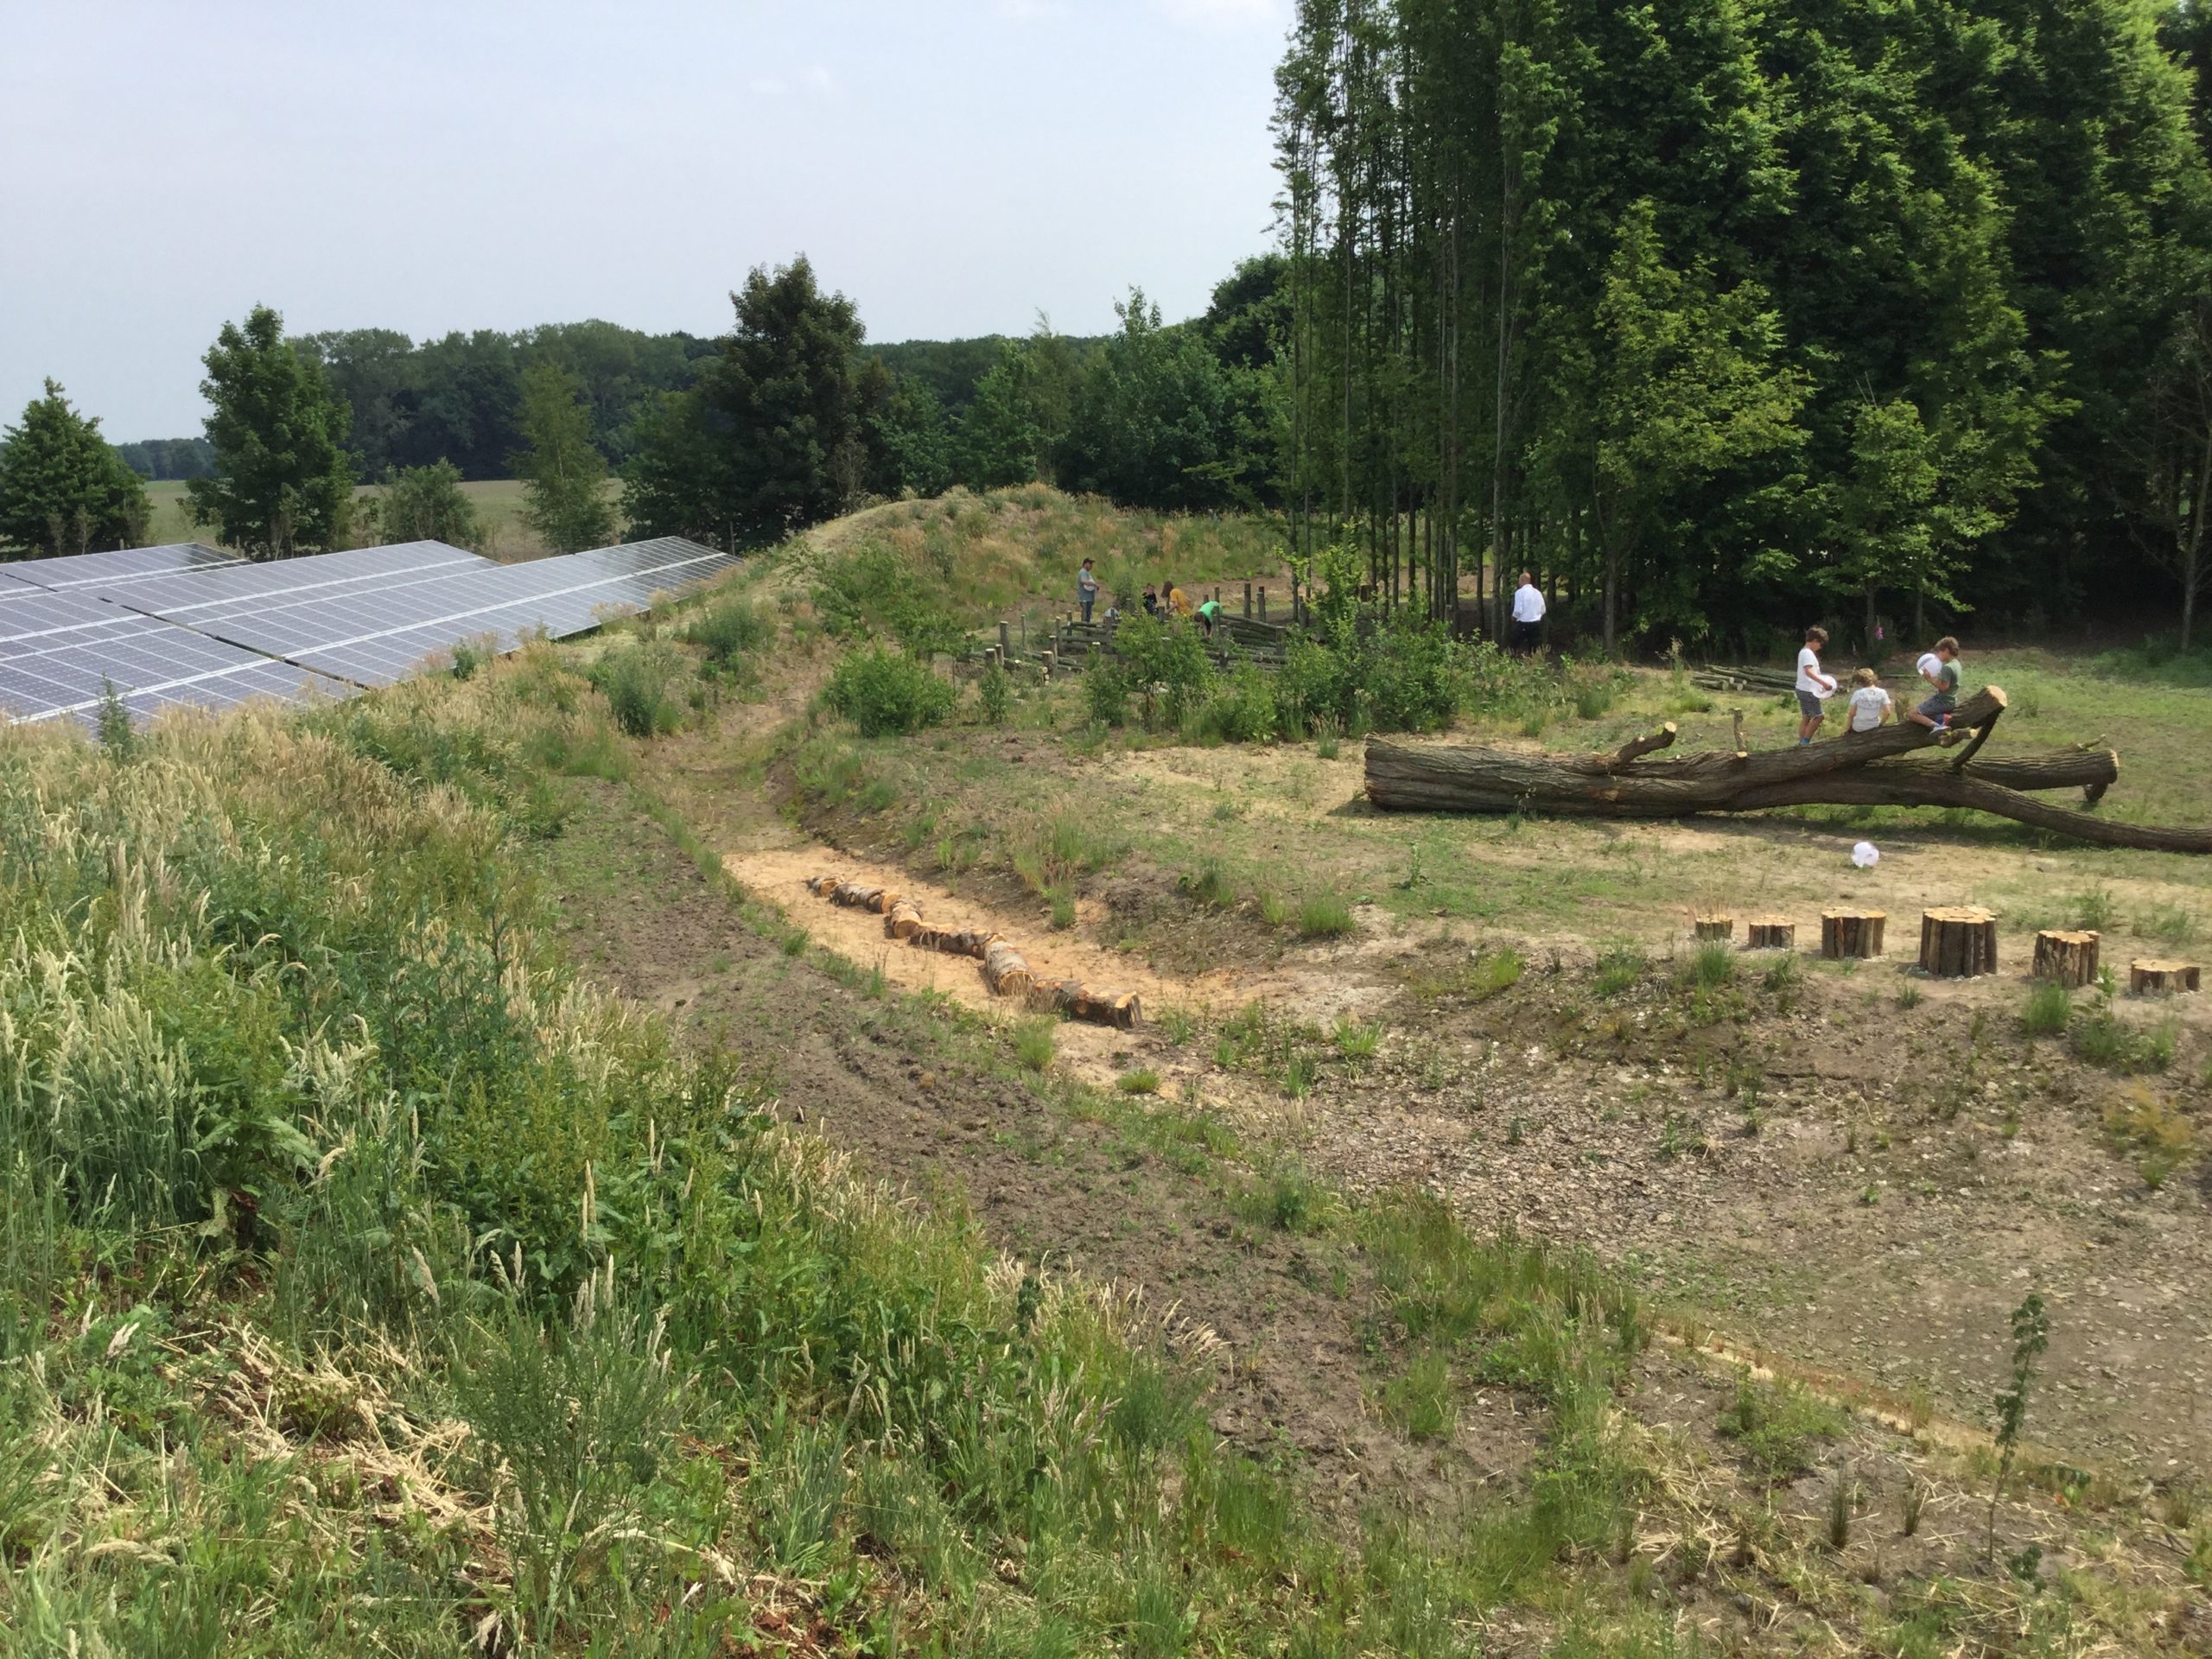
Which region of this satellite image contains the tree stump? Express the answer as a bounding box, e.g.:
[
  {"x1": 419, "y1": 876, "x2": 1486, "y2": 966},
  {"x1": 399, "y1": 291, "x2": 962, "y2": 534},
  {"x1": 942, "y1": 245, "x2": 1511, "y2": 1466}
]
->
[
  {"x1": 1919, "y1": 907, "x2": 1999, "y2": 977},
  {"x1": 1745, "y1": 917, "x2": 1796, "y2": 950},
  {"x1": 2130, "y1": 958, "x2": 2201, "y2": 995},
  {"x1": 884, "y1": 899, "x2": 924, "y2": 940},
  {"x1": 2031, "y1": 930, "x2": 2100, "y2": 988},
  {"x1": 1035, "y1": 980, "x2": 1143, "y2": 1028},
  {"x1": 1821, "y1": 909, "x2": 1886, "y2": 959},
  {"x1": 1693, "y1": 914, "x2": 1734, "y2": 943},
  {"x1": 983, "y1": 939, "x2": 1034, "y2": 999}
]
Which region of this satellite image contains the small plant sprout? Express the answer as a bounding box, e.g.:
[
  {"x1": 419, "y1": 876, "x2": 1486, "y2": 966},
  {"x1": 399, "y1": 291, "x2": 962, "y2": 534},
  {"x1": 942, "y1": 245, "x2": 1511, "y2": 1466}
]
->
[
  {"x1": 1988, "y1": 1291, "x2": 2050, "y2": 1560},
  {"x1": 1015, "y1": 1018, "x2": 1057, "y2": 1073},
  {"x1": 1827, "y1": 1469, "x2": 1853, "y2": 1550},
  {"x1": 1901, "y1": 1478, "x2": 1929, "y2": 1537}
]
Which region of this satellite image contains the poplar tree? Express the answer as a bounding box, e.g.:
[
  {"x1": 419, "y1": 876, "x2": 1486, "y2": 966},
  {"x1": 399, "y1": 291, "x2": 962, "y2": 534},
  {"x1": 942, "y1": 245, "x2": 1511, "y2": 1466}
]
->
[{"x1": 514, "y1": 362, "x2": 616, "y2": 553}]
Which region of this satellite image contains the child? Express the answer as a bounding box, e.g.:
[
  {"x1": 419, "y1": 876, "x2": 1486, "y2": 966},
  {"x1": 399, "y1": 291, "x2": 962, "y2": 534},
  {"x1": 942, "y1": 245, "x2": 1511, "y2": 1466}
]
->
[
  {"x1": 1907, "y1": 636, "x2": 1962, "y2": 730},
  {"x1": 1846, "y1": 665, "x2": 1893, "y2": 733},
  {"x1": 1795, "y1": 626, "x2": 1837, "y2": 744}
]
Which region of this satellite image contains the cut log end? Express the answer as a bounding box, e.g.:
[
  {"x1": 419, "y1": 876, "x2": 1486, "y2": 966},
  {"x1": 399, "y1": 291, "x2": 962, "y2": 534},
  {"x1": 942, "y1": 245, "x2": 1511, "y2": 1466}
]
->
[
  {"x1": 1745, "y1": 917, "x2": 1796, "y2": 950},
  {"x1": 2031, "y1": 930, "x2": 2099, "y2": 988},
  {"x1": 885, "y1": 899, "x2": 924, "y2": 940},
  {"x1": 1692, "y1": 914, "x2": 1733, "y2": 942},
  {"x1": 1036, "y1": 980, "x2": 1143, "y2": 1028},
  {"x1": 983, "y1": 939, "x2": 1034, "y2": 999},
  {"x1": 1821, "y1": 909, "x2": 1886, "y2": 960},
  {"x1": 2130, "y1": 958, "x2": 2201, "y2": 996},
  {"x1": 1920, "y1": 906, "x2": 1999, "y2": 978}
]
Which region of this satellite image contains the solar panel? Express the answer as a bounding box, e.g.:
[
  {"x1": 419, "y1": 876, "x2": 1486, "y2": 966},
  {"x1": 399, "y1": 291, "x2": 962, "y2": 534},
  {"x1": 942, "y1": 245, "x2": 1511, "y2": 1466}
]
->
[
  {"x1": 0, "y1": 542, "x2": 244, "y2": 592},
  {"x1": 73, "y1": 540, "x2": 490, "y2": 620},
  {"x1": 0, "y1": 583, "x2": 344, "y2": 728}
]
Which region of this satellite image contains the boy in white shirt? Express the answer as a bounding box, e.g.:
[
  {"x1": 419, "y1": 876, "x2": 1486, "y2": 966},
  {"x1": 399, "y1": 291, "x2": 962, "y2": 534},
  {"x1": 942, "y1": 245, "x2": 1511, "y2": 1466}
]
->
[
  {"x1": 1795, "y1": 626, "x2": 1837, "y2": 744},
  {"x1": 1846, "y1": 666, "x2": 1893, "y2": 732}
]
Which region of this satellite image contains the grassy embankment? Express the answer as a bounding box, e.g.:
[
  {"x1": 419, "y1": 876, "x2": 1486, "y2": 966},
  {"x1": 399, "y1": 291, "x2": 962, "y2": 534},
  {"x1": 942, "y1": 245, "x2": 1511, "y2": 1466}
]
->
[{"x1": 0, "y1": 647, "x2": 1670, "y2": 1655}]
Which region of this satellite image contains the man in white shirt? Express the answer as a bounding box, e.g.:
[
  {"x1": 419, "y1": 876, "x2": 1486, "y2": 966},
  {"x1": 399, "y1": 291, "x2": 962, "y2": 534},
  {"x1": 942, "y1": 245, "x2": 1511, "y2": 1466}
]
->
[
  {"x1": 1795, "y1": 625, "x2": 1836, "y2": 744},
  {"x1": 1510, "y1": 570, "x2": 1545, "y2": 656}
]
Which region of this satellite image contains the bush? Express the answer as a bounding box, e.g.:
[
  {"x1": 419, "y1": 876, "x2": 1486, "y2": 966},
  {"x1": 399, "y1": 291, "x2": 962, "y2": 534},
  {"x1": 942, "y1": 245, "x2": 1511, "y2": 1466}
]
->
[
  {"x1": 1198, "y1": 659, "x2": 1277, "y2": 743},
  {"x1": 1114, "y1": 610, "x2": 1214, "y2": 729},
  {"x1": 823, "y1": 645, "x2": 957, "y2": 736},
  {"x1": 1084, "y1": 658, "x2": 1130, "y2": 727},
  {"x1": 684, "y1": 594, "x2": 770, "y2": 669},
  {"x1": 811, "y1": 541, "x2": 963, "y2": 657},
  {"x1": 2022, "y1": 982, "x2": 2072, "y2": 1037},
  {"x1": 977, "y1": 659, "x2": 1011, "y2": 726},
  {"x1": 588, "y1": 639, "x2": 687, "y2": 738}
]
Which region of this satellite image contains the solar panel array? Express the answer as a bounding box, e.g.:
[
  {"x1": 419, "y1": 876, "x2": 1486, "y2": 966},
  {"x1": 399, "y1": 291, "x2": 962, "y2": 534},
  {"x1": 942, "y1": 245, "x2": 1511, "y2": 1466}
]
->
[{"x1": 0, "y1": 536, "x2": 738, "y2": 728}]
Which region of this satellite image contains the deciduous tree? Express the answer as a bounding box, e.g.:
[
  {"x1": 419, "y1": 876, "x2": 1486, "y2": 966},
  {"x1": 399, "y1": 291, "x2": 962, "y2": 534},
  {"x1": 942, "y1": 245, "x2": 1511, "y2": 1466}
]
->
[{"x1": 514, "y1": 361, "x2": 616, "y2": 553}]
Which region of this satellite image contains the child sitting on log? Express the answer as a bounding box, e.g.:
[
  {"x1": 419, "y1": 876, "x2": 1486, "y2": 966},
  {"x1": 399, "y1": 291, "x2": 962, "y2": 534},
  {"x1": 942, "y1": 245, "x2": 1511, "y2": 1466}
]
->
[
  {"x1": 1845, "y1": 665, "x2": 1894, "y2": 733},
  {"x1": 1906, "y1": 636, "x2": 1962, "y2": 732}
]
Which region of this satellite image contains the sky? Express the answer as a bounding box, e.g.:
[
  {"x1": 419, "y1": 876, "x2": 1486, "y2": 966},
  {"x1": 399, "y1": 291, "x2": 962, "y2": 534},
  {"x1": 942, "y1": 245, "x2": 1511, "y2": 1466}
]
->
[{"x1": 0, "y1": 0, "x2": 1292, "y2": 440}]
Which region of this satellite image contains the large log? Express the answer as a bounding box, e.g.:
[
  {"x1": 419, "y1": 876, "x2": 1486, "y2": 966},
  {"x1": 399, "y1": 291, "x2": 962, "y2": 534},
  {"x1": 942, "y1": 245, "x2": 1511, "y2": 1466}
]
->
[
  {"x1": 1036, "y1": 979, "x2": 1144, "y2": 1028},
  {"x1": 1365, "y1": 691, "x2": 2210, "y2": 855},
  {"x1": 885, "y1": 899, "x2": 924, "y2": 940},
  {"x1": 983, "y1": 939, "x2": 1035, "y2": 999},
  {"x1": 912, "y1": 925, "x2": 999, "y2": 959}
]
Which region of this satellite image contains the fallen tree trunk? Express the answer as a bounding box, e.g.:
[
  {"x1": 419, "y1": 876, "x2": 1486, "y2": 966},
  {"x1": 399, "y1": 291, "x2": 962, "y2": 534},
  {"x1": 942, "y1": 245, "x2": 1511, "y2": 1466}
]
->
[
  {"x1": 983, "y1": 939, "x2": 1035, "y2": 999},
  {"x1": 1366, "y1": 689, "x2": 2210, "y2": 855},
  {"x1": 912, "y1": 925, "x2": 999, "y2": 960},
  {"x1": 1035, "y1": 979, "x2": 1143, "y2": 1028}
]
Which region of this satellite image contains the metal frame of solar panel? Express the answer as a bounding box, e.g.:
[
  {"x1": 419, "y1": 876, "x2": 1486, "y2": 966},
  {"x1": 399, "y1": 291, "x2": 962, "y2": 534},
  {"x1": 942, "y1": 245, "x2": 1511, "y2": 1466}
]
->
[
  {"x1": 0, "y1": 568, "x2": 341, "y2": 727},
  {"x1": 0, "y1": 541, "x2": 245, "y2": 593}
]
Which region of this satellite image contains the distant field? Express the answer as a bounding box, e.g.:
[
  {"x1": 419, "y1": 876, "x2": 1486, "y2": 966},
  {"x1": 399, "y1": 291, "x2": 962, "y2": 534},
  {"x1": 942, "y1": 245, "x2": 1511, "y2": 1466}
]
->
[{"x1": 140, "y1": 477, "x2": 600, "y2": 560}]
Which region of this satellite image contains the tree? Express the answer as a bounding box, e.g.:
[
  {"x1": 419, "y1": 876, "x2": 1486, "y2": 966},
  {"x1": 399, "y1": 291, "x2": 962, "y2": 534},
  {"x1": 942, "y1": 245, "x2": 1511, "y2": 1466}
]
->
[
  {"x1": 1822, "y1": 398, "x2": 1942, "y2": 648},
  {"x1": 953, "y1": 320, "x2": 1083, "y2": 490},
  {"x1": 376, "y1": 461, "x2": 483, "y2": 550},
  {"x1": 0, "y1": 380, "x2": 150, "y2": 556},
  {"x1": 872, "y1": 376, "x2": 954, "y2": 498},
  {"x1": 2137, "y1": 292, "x2": 2212, "y2": 649},
  {"x1": 188, "y1": 305, "x2": 356, "y2": 558},
  {"x1": 1063, "y1": 289, "x2": 1250, "y2": 510},
  {"x1": 1586, "y1": 202, "x2": 1807, "y2": 652},
  {"x1": 513, "y1": 361, "x2": 616, "y2": 553},
  {"x1": 620, "y1": 257, "x2": 882, "y2": 545}
]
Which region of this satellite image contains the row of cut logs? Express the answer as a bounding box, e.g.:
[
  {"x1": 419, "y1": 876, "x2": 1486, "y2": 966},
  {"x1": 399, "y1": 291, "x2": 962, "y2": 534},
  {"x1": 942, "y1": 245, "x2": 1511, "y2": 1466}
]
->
[
  {"x1": 1688, "y1": 904, "x2": 2198, "y2": 991},
  {"x1": 808, "y1": 874, "x2": 1141, "y2": 1027}
]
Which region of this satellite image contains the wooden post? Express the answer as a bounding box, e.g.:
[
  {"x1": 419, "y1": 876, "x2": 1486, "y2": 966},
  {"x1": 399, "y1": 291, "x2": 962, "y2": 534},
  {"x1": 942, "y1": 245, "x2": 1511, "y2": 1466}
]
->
[
  {"x1": 1043, "y1": 648, "x2": 1056, "y2": 681},
  {"x1": 1692, "y1": 914, "x2": 1734, "y2": 943},
  {"x1": 1258, "y1": 585, "x2": 1268, "y2": 621},
  {"x1": 1919, "y1": 907, "x2": 1999, "y2": 977},
  {"x1": 1821, "y1": 909, "x2": 1886, "y2": 959},
  {"x1": 1243, "y1": 581, "x2": 1252, "y2": 618},
  {"x1": 1732, "y1": 710, "x2": 1747, "y2": 760},
  {"x1": 2130, "y1": 958, "x2": 2201, "y2": 995},
  {"x1": 2031, "y1": 930, "x2": 2099, "y2": 988},
  {"x1": 1745, "y1": 917, "x2": 1796, "y2": 950},
  {"x1": 998, "y1": 620, "x2": 1011, "y2": 659}
]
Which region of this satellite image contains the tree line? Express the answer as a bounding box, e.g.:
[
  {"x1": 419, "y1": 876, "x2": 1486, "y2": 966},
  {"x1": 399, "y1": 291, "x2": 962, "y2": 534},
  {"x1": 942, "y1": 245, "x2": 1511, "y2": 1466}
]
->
[{"x1": 1273, "y1": 0, "x2": 2212, "y2": 651}]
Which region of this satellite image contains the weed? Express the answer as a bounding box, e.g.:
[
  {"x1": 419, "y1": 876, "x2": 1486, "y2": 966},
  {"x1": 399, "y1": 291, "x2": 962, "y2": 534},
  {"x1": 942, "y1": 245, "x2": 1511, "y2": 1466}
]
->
[
  {"x1": 684, "y1": 594, "x2": 770, "y2": 670},
  {"x1": 1014, "y1": 1017, "x2": 1057, "y2": 1072},
  {"x1": 1333, "y1": 1017, "x2": 1382, "y2": 1061},
  {"x1": 1300, "y1": 893, "x2": 1356, "y2": 939},
  {"x1": 2075, "y1": 1006, "x2": 2177, "y2": 1073},
  {"x1": 1719, "y1": 1373, "x2": 1846, "y2": 1481},
  {"x1": 2133, "y1": 901, "x2": 2200, "y2": 944},
  {"x1": 1593, "y1": 944, "x2": 1646, "y2": 997},
  {"x1": 1049, "y1": 888, "x2": 1077, "y2": 931},
  {"x1": 588, "y1": 639, "x2": 688, "y2": 737},
  {"x1": 1241, "y1": 1161, "x2": 1328, "y2": 1234},
  {"x1": 1413, "y1": 947, "x2": 1525, "y2": 1004},
  {"x1": 2102, "y1": 1085, "x2": 2198, "y2": 1188},
  {"x1": 1827, "y1": 1470, "x2": 1853, "y2": 1550},
  {"x1": 1313, "y1": 716, "x2": 1342, "y2": 759},
  {"x1": 1255, "y1": 888, "x2": 1291, "y2": 926},
  {"x1": 1283, "y1": 1052, "x2": 1317, "y2": 1097},
  {"x1": 1384, "y1": 1350, "x2": 1459, "y2": 1442},
  {"x1": 1118, "y1": 1069, "x2": 1161, "y2": 1095},
  {"x1": 1896, "y1": 982, "x2": 1923, "y2": 1011},
  {"x1": 1688, "y1": 941, "x2": 1736, "y2": 988},
  {"x1": 1181, "y1": 861, "x2": 1236, "y2": 909},
  {"x1": 1902, "y1": 1478, "x2": 1929, "y2": 1537},
  {"x1": 2070, "y1": 887, "x2": 2118, "y2": 931},
  {"x1": 2021, "y1": 981, "x2": 2072, "y2": 1037}
]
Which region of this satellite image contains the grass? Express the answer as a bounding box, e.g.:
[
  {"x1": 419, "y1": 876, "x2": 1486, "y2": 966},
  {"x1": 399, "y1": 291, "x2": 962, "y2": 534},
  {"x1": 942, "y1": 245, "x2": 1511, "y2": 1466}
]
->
[
  {"x1": 1719, "y1": 1372, "x2": 1847, "y2": 1482},
  {"x1": 2102, "y1": 1084, "x2": 2199, "y2": 1189},
  {"x1": 1014, "y1": 1016, "x2": 1058, "y2": 1072},
  {"x1": 1117, "y1": 1067, "x2": 1161, "y2": 1095},
  {"x1": 141, "y1": 475, "x2": 593, "y2": 559},
  {"x1": 1299, "y1": 892, "x2": 1356, "y2": 938},
  {"x1": 2074, "y1": 1006, "x2": 2178, "y2": 1074},
  {"x1": 1593, "y1": 944, "x2": 1647, "y2": 997}
]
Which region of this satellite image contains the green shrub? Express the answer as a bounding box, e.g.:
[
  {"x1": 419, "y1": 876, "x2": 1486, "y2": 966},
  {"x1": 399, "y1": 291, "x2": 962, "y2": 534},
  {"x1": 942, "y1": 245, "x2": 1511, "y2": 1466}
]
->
[
  {"x1": 1688, "y1": 941, "x2": 1736, "y2": 988},
  {"x1": 1198, "y1": 660, "x2": 1278, "y2": 743},
  {"x1": 823, "y1": 645, "x2": 957, "y2": 736},
  {"x1": 1113, "y1": 610, "x2": 1214, "y2": 729},
  {"x1": 684, "y1": 594, "x2": 770, "y2": 670},
  {"x1": 2021, "y1": 981, "x2": 2072, "y2": 1037},
  {"x1": 1084, "y1": 658, "x2": 1130, "y2": 727},
  {"x1": 588, "y1": 640, "x2": 687, "y2": 738},
  {"x1": 976, "y1": 659, "x2": 1011, "y2": 726},
  {"x1": 811, "y1": 541, "x2": 963, "y2": 656}
]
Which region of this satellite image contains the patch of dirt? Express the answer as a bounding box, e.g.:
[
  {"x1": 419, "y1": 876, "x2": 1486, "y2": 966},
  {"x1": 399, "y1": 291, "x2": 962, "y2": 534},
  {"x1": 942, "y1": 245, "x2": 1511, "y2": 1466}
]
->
[{"x1": 539, "y1": 779, "x2": 1498, "y2": 1527}]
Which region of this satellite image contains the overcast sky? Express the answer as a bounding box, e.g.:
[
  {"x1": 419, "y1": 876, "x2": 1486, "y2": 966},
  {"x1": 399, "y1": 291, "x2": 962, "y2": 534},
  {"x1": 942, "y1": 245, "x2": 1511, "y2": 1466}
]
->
[{"x1": 0, "y1": 0, "x2": 1290, "y2": 441}]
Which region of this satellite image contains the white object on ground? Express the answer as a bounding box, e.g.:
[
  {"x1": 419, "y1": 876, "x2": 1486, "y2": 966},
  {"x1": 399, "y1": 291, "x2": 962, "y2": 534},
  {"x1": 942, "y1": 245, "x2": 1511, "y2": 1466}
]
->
[{"x1": 1851, "y1": 841, "x2": 1880, "y2": 868}]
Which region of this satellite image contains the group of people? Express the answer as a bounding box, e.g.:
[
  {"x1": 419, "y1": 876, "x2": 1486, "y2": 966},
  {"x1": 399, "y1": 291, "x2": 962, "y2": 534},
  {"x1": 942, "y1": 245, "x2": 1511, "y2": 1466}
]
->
[
  {"x1": 1076, "y1": 559, "x2": 1226, "y2": 637},
  {"x1": 1794, "y1": 626, "x2": 1963, "y2": 745}
]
